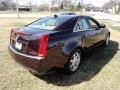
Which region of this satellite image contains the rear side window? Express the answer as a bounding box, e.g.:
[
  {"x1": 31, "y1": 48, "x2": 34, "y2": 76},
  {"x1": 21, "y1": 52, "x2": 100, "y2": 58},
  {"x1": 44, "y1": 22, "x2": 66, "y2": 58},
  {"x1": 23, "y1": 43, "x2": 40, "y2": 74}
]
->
[
  {"x1": 78, "y1": 19, "x2": 84, "y2": 30},
  {"x1": 75, "y1": 18, "x2": 90, "y2": 31},
  {"x1": 82, "y1": 19, "x2": 90, "y2": 29}
]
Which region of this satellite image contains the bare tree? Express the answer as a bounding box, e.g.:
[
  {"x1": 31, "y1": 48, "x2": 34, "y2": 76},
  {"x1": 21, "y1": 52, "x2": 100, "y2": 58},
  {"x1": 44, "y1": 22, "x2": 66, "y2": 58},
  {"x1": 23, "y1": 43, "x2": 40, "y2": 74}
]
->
[
  {"x1": 1, "y1": 1, "x2": 8, "y2": 9},
  {"x1": 84, "y1": 4, "x2": 94, "y2": 11},
  {"x1": 60, "y1": 3, "x2": 63, "y2": 10},
  {"x1": 77, "y1": 0, "x2": 84, "y2": 12},
  {"x1": 111, "y1": 0, "x2": 120, "y2": 14},
  {"x1": 51, "y1": 0, "x2": 61, "y2": 7},
  {"x1": 62, "y1": 0, "x2": 71, "y2": 8},
  {"x1": 102, "y1": 2, "x2": 113, "y2": 11},
  {"x1": 1, "y1": 0, "x2": 15, "y2": 10},
  {"x1": 116, "y1": 0, "x2": 120, "y2": 13},
  {"x1": 50, "y1": 0, "x2": 60, "y2": 10}
]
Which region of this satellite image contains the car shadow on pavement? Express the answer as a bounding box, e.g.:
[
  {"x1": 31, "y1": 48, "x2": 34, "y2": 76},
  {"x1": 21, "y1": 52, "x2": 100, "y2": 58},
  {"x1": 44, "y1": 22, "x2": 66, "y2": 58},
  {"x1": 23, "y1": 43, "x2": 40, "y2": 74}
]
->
[{"x1": 34, "y1": 40, "x2": 119, "y2": 86}]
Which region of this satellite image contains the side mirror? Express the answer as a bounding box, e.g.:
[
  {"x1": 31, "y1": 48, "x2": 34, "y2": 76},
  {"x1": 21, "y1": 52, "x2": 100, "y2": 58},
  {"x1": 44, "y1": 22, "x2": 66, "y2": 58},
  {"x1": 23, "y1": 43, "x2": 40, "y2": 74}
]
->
[{"x1": 100, "y1": 24, "x2": 106, "y2": 28}]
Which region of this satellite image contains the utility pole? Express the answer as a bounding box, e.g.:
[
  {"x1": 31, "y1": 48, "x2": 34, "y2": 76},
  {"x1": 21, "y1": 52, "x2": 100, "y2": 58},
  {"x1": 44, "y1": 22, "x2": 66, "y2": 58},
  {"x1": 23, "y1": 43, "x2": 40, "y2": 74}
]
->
[{"x1": 16, "y1": 0, "x2": 19, "y2": 18}]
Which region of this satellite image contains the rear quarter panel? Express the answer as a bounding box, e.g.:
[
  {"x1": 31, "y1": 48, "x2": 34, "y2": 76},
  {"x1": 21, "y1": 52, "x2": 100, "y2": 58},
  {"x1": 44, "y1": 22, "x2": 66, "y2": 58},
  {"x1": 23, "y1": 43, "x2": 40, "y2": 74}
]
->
[{"x1": 46, "y1": 31, "x2": 83, "y2": 68}]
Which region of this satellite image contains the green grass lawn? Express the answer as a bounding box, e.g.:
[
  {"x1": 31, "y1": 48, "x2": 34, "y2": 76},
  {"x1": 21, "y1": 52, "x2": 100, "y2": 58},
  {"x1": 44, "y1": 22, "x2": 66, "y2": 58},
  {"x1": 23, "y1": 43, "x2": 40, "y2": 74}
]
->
[{"x1": 0, "y1": 18, "x2": 120, "y2": 90}]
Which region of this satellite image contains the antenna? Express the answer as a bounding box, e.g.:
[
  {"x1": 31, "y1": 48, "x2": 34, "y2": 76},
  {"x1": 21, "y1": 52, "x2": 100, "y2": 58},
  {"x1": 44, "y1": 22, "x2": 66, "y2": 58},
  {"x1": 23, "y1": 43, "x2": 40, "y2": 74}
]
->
[{"x1": 54, "y1": 15, "x2": 58, "y2": 18}]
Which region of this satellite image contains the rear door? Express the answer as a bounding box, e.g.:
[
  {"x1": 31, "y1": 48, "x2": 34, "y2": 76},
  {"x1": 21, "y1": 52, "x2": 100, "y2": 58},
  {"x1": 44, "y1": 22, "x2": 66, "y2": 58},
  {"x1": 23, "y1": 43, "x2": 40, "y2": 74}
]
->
[{"x1": 74, "y1": 17, "x2": 98, "y2": 50}]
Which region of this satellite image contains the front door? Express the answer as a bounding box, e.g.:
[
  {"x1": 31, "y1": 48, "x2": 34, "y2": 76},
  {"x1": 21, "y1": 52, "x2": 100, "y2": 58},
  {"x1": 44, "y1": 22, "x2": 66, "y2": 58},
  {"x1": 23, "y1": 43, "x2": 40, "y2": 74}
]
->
[{"x1": 87, "y1": 18, "x2": 105, "y2": 44}]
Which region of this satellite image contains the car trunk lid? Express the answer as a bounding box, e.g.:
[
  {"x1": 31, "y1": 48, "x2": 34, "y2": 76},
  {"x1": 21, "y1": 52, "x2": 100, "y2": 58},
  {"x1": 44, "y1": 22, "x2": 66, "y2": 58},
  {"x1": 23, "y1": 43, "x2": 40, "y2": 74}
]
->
[{"x1": 10, "y1": 27, "x2": 59, "y2": 56}]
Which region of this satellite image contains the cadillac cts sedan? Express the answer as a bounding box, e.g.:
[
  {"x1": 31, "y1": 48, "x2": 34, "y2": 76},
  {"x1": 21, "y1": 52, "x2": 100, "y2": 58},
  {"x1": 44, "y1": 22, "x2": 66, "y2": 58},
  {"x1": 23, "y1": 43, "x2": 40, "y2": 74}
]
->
[{"x1": 8, "y1": 15, "x2": 110, "y2": 75}]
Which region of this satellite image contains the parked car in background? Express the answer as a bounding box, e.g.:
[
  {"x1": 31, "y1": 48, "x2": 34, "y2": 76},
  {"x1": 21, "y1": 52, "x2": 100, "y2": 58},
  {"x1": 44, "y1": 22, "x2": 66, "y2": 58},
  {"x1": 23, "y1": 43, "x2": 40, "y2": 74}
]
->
[
  {"x1": 8, "y1": 15, "x2": 110, "y2": 75},
  {"x1": 60, "y1": 12, "x2": 76, "y2": 15}
]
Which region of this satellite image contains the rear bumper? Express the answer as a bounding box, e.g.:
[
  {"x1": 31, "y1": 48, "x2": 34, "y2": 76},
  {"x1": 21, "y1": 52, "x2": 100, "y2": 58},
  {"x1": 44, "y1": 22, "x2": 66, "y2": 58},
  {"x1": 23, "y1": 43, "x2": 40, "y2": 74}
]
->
[{"x1": 8, "y1": 44, "x2": 47, "y2": 74}]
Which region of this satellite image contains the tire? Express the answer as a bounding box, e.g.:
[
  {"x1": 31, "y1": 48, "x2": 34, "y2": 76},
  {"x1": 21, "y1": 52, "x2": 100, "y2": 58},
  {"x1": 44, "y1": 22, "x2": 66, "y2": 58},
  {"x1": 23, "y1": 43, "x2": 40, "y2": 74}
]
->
[
  {"x1": 103, "y1": 35, "x2": 110, "y2": 47},
  {"x1": 64, "y1": 49, "x2": 82, "y2": 74}
]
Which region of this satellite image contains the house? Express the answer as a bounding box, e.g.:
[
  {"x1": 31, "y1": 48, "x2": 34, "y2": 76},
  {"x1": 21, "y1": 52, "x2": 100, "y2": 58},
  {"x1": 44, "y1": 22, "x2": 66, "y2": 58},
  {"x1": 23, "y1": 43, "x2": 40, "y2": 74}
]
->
[
  {"x1": 32, "y1": 4, "x2": 49, "y2": 11},
  {"x1": 50, "y1": 0, "x2": 71, "y2": 10},
  {"x1": 62, "y1": 0, "x2": 71, "y2": 8},
  {"x1": 13, "y1": 0, "x2": 49, "y2": 11}
]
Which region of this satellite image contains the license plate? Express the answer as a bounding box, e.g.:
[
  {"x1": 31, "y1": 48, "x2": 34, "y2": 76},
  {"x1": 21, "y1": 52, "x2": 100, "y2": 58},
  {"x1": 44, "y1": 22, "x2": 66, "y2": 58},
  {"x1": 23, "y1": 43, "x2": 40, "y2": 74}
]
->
[{"x1": 15, "y1": 42, "x2": 22, "y2": 50}]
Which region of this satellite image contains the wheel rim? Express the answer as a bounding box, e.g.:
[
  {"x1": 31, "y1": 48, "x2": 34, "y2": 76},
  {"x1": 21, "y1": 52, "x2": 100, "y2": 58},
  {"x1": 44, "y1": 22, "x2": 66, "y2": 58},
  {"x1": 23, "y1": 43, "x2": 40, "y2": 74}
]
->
[
  {"x1": 106, "y1": 36, "x2": 110, "y2": 45},
  {"x1": 70, "y1": 52, "x2": 81, "y2": 72}
]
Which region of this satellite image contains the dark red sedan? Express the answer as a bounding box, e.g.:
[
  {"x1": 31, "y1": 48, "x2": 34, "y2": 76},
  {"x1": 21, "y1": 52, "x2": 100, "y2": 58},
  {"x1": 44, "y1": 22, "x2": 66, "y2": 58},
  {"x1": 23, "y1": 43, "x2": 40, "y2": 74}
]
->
[{"x1": 8, "y1": 15, "x2": 110, "y2": 75}]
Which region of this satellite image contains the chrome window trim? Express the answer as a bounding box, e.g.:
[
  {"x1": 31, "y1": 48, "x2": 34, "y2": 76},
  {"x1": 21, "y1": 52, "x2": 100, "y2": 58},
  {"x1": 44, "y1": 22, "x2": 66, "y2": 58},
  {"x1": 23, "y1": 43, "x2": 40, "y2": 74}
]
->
[{"x1": 8, "y1": 44, "x2": 44, "y2": 60}]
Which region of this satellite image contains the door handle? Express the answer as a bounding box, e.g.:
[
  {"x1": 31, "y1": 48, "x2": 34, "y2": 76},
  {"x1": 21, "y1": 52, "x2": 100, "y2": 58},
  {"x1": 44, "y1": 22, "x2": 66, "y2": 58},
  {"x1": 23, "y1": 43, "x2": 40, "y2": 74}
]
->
[
  {"x1": 82, "y1": 35, "x2": 86, "y2": 38},
  {"x1": 82, "y1": 34, "x2": 91, "y2": 38}
]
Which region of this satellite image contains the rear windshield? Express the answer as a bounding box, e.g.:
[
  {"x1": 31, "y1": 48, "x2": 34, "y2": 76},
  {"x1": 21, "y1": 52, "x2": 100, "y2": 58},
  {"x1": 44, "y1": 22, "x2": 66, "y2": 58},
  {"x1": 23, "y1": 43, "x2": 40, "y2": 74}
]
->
[{"x1": 27, "y1": 16, "x2": 71, "y2": 30}]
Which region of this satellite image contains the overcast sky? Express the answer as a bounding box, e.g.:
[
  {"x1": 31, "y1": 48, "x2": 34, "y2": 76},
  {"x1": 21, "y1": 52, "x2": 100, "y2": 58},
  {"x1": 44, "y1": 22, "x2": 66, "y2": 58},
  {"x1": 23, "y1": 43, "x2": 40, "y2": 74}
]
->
[{"x1": 14, "y1": 0, "x2": 110, "y2": 7}]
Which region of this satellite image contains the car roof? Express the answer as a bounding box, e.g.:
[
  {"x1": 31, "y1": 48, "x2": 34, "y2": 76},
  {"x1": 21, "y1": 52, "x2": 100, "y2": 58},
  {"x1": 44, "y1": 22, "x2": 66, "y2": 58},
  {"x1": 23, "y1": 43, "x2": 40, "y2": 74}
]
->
[
  {"x1": 42, "y1": 15, "x2": 93, "y2": 21},
  {"x1": 56, "y1": 15, "x2": 93, "y2": 19},
  {"x1": 58, "y1": 15, "x2": 78, "y2": 18},
  {"x1": 44, "y1": 15, "x2": 79, "y2": 20}
]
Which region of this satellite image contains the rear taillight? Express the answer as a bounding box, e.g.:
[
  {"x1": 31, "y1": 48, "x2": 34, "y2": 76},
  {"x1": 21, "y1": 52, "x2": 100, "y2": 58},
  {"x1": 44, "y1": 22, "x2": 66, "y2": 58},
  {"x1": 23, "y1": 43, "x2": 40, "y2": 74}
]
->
[
  {"x1": 10, "y1": 29, "x2": 13, "y2": 44},
  {"x1": 38, "y1": 35, "x2": 49, "y2": 57}
]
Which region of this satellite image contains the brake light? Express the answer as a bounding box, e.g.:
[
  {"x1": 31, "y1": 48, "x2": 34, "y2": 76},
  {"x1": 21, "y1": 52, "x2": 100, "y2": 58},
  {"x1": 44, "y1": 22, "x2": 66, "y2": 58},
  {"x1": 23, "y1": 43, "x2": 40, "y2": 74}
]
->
[
  {"x1": 38, "y1": 35, "x2": 49, "y2": 57},
  {"x1": 10, "y1": 29, "x2": 13, "y2": 44}
]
